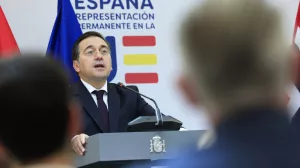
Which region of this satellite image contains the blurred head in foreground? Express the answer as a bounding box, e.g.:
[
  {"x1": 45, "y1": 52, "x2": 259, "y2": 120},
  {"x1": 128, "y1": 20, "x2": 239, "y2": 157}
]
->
[
  {"x1": 292, "y1": 43, "x2": 300, "y2": 89},
  {"x1": 0, "y1": 54, "x2": 80, "y2": 166},
  {"x1": 178, "y1": 0, "x2": 291, "y2": 125}
]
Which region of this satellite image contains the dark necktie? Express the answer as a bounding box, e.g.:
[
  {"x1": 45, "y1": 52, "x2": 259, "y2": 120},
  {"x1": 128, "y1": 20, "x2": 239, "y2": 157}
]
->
[{"x1": 92, "y1": 90, "x2": 109, "y2": 132}]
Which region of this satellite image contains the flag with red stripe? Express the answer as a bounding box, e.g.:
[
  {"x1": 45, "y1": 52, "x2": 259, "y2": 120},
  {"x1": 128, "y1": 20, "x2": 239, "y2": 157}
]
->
[{"x1": 0, "y1": 6, "x2": 19, "y2": 57}]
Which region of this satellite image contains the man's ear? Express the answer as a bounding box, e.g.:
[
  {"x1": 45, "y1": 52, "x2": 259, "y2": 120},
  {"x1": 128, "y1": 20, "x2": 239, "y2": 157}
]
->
[
  {"x1": 73, "y1": 60, "x2": 80, "y2": 73},
  {"x1": 177, "y1": 74, "x2": 200, "y2": 106}
]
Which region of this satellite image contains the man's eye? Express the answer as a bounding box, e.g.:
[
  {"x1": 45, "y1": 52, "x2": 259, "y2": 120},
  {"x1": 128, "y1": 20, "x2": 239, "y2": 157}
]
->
[
  {"x1": 86, "y1": 50, "x2": 94, "y2": 55},
  {"x1": 100, "y1": 49, "x2": 110, "y2": 55}
]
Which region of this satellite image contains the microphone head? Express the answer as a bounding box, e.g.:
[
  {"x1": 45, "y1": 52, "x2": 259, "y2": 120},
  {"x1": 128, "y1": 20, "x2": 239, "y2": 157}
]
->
[{"x1": 118, "y1": 82, "x2": 124, "y2": 87}]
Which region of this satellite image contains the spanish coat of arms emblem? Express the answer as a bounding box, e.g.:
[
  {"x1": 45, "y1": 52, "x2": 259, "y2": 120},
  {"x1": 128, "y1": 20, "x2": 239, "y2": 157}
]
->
[{"x1": 150, "y1": 135, "x2": 166, "y2": 153}]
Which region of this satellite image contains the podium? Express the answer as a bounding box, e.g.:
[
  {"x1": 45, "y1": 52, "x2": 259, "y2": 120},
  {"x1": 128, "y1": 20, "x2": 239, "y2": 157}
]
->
[{"x1": 74, "y1": 130, "x2": 206, "y2": 168}]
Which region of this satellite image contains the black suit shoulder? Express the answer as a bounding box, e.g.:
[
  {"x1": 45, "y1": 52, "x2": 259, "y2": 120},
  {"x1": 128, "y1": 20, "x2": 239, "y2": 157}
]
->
[
  {"x1": 109, "y1": 83, "x2": 140, "y2": 94},
  {"x1": 127, "y1": 85, "x2": 139, "y2": 92},
  {"x1": 291, "y1": 107, "x2": 300, "y2": 131}
]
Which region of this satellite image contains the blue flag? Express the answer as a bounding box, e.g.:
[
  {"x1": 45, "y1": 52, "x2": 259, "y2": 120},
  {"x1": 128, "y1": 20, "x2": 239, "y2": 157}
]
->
[{"x1": 46, "y1": 0, "x2": 82, "y2": 83}]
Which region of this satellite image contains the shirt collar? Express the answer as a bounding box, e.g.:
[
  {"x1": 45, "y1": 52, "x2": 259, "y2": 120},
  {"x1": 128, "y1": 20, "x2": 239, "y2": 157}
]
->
[{"x1": 80, "y1": 79, "x2": 108, "y2": 94}]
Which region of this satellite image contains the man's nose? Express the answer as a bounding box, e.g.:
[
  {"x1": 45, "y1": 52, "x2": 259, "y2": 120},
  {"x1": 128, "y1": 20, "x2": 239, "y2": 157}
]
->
[{"x1": 94, "y1": 51, "x2": 103, "y2": 60}]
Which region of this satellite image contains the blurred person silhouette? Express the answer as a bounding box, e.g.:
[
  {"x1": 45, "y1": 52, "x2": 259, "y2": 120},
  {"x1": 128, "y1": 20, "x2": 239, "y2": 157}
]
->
[
  {"x1": 0, "y1": 54, "x2": 81, "y2": 168},
  {"x1": 129, "y1": 0, "x2": 300, "y2": 167},
  {"x1": 291, "y1": 43, "x2": 300, "y2": 131}
]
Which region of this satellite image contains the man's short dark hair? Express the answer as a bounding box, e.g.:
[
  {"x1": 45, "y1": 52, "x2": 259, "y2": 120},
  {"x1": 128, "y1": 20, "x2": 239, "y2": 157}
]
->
[
  {"x1": 72, "y1": 31, "x2": 110, "y2": 61},
  {"x1": 0, "y1": 54, "x2": 71, "y2": 164}
]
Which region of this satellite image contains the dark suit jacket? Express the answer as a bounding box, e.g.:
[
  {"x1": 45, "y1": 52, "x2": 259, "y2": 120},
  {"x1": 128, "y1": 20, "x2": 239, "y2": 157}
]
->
[
  {"x1": 291, "y1": 107, "x2": 300, "y2": 131},
  {"x1": 72, "y1": 81, "x2": 155, "y2": 136},
  {"x1": 129, "y1": 106, "x2": 300, "y2": 168}
]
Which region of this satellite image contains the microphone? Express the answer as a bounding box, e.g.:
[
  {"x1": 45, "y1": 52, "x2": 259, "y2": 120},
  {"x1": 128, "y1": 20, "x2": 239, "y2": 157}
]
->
[{"x1": 117, "y1": 82, "x2": 163, "y2": 126}]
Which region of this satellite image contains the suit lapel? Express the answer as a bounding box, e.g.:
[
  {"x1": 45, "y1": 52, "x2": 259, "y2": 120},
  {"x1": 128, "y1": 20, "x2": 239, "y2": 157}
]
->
[
  {"x1": 75, "y1": 81, "x2": 104, "y2": 131},
  {"x1": 108, "y1": 83, "x2": 121, "y2": 132}
]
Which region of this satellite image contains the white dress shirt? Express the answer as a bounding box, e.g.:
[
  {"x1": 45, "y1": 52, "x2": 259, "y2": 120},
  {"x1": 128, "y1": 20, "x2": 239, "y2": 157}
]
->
[{"x1": 80, "y1": 79, "x2": 108, "y2": 110}]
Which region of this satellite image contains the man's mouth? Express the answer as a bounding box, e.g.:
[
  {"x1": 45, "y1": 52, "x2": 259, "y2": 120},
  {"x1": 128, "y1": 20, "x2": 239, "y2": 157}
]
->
[{"x1": 94, "y1": 63, "x2": 105, "y2": 68}]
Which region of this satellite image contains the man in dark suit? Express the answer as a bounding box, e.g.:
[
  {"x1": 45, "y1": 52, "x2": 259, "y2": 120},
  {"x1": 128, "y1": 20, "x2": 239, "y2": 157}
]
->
[{"x1": 70, "y1": 31, "x2": 155, "y2": 155}]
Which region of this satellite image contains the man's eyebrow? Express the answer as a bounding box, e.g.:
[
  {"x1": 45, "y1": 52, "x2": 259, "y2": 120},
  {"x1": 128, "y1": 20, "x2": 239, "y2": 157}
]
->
[
  {"x1": 99, "y1": 45, "x2": 109, "y2": 50},
  {"x1": 83, "y1": 45, "x2": 94, "y2": 52}
]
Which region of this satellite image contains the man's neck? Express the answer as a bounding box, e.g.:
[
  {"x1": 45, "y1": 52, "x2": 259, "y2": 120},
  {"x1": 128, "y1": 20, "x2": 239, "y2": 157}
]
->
[
  {"x1": 80, "y1": 77, "x2": 106, "y2": 89},
  {"x1": 209, "y1": 99, "x2": 286, "y2": 127}
]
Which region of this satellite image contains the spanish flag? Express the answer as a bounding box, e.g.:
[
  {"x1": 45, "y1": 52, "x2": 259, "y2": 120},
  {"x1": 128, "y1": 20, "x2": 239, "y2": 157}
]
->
[{"x1": 0, "y1": 6, "x2": 19, "y2": 57}]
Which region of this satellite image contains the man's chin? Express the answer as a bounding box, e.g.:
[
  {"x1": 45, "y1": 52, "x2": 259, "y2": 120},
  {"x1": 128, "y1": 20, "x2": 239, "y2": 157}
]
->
[{"x1": 92, "y1": 75, "x2": 109, "y2": 81}]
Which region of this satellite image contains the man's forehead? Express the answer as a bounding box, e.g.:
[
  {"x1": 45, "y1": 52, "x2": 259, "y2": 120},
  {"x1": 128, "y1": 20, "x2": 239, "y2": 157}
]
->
[{"x1": 79, "y1": 36, "x2": 108, "y2": 49}]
